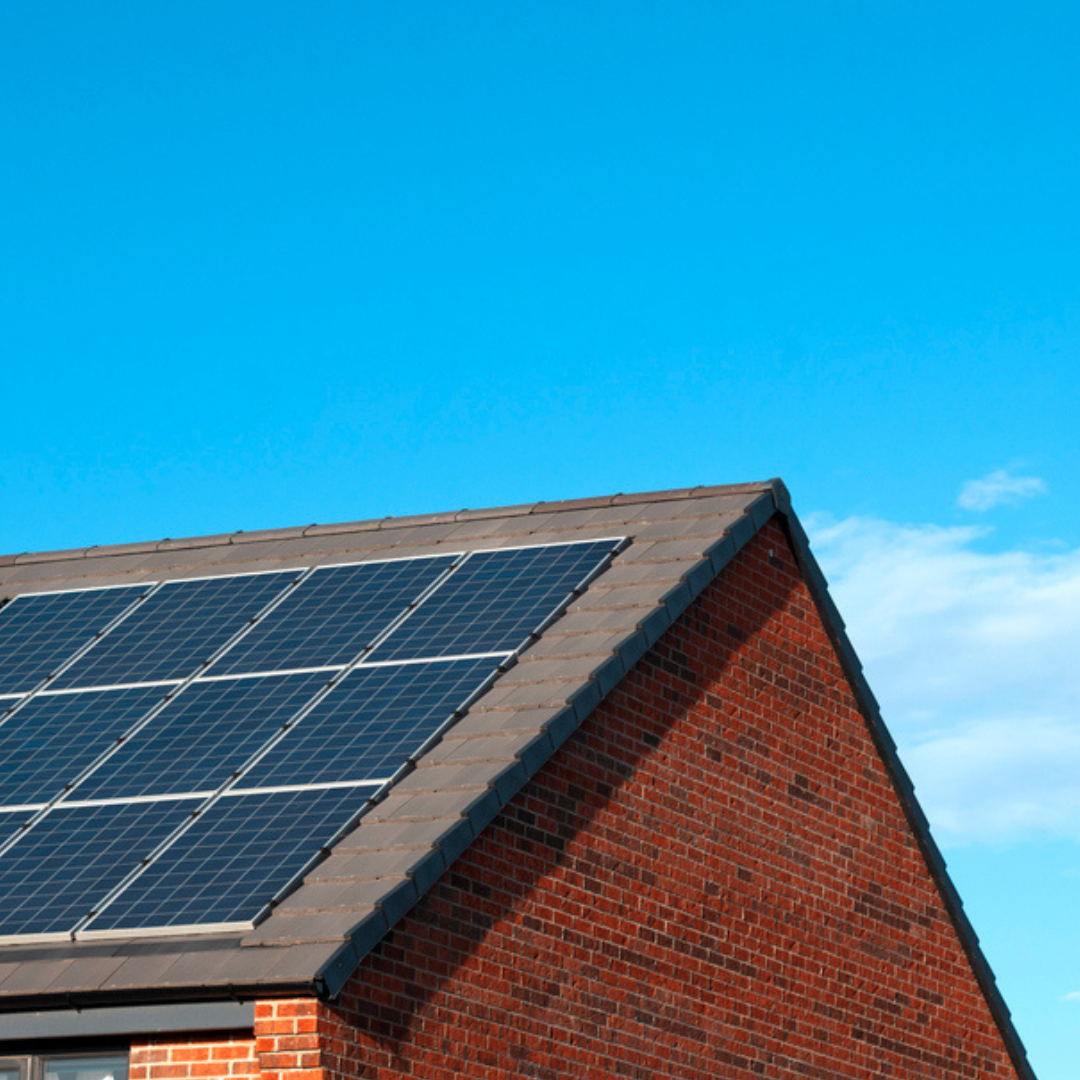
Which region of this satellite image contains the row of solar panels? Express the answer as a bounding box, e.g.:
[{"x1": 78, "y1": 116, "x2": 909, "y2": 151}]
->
[
  {"x1": 0, "y1": 540, "x2": 619, "y2": 939},
  {"x1": 0, "y1": 542, "x2": 617, "y2": 696}
]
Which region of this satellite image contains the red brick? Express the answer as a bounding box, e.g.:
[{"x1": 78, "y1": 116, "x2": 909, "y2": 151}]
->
[{"x1": 129, "y1": 524, "x2": 1024, "y2": 1079}]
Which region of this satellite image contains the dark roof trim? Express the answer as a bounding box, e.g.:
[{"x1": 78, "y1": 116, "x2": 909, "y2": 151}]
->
[
  {"x1": 0, "y1": 1000, "x2": 254, "y2": 1040},
  {"x1": 775, "y1": 504, "x2": 1037, "y2": 1080}
]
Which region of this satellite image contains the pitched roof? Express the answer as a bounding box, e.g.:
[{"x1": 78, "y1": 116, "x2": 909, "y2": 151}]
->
[{"x1": 0, "y1": 481, "x2": 1033, "y2": 1080}]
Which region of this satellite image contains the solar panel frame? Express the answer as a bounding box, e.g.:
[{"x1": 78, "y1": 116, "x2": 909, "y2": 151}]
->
[
  {"x1": 52, "y1": 569, "x2": 303, "y2": 691},
  {"x1": 68, "y1": 671, "x2": 333, "y2": 803},
  {"x1": 236, "y1": 655, "x2": 506, "y2": 790},
  {"x1": 0, "y1": 583, "x2": 152, "y2": 697},
  {"x1": 82, "y1": 786, "x2": 371, "y2": 934},
  {"x1": 368, "y1": 538, "x2": 622, "y2": 662},
  {"x1": 0, "y1": 685, "x2": 169, "y2": 810},
  {"x1": 208, "y1": 554, "x2": 461, "y2": 677},
  {"x1": 0, "y1": 798, "x2": 197, "y2": 940}
]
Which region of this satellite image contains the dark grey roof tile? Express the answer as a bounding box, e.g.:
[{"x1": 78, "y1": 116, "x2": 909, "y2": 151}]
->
[
  {"x1": 231, "y1": 526, "x2": 312, "y2": 545},
  {"x1": 610, "y1": 487, "x2": 699, "y2": 505},
  {"x1": 155, "y1": 533, "x2": 238, "y2": 552},
  {"x1": 329, "y1": 816, "x2": 468, "y2": 854},
  {"x1": 533, "y1": 607, "x2": 644, "y2": 637},
  {"x1": 261, "y1": 940, "x2": 348, "y2": 983},
  {"x1": 496, "y1": 654, "x2": 609, "y2": 686},
  {"x1": 13, "y1": 546, "x2": 92, "y2": 565},
  {"x1": 377, "y1": 509, "x2": 463, "y2": 530},
  {"x1": 575, "y1": 581, "x2": 687, "y2": 610},
  {"x1": 533, "y1": 494, "x2": 617, "y2": 513},
  {"x1": 153, "y1": 945, "x2": 239, "y2": 987},
  {"x1": 0, "y1": 959, "x2": 74, "y2": 995},
  {"x1": 422, "y1": 729, "x2": 551, "y2": 766},
  {"x1": 447, "y1": 703, "x2": 564, "y2": 735},
  {"x1": 474, "y1": 677, "x2": 579, "y2": 710},
  {"x1": 368, "y1": 786, "x2": 502, "y2": 835},
  {"x1": 441, "y1": 518, "x2": 527, "y2": 543},
  {"x1": 301, "y1": 518, "x2": 386, "y2": 537},
  {"x1": 584, "y1": 560, "x2": 686, "y2": 587},
  {"x1": 454, "y1": 502, "x2": 538, "y2": 523},
  {"x1": 626, "y1": 515, "x2": 730, "y2": 541},
  {"x1": 31, "y1": 955, "x2": 126, "y2": 994},
  {"x1": 313, "y1": 846, "x2": 441, "y2": 882},
  {"x1": 646, "y1": 492, "x2": 761, "y2": 518},
  {"x1": 242, "y1": 910, "x2": 361, "y2": 945},
  {"x1": 96, "y1": 952, "x2": 184, "y2": 992},
  {"x1": 620, "y1": 537, "x2": 716, "y2": 564},
  {"x1": 392, "y1": 760, "x2": 507, "y2": 795},
  {"x1": 273, "y1": 876, "x2": 416, "y2": 915}
]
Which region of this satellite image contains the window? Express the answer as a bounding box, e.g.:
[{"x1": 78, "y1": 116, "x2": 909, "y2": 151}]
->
[{"x1": 0, "y1": 1057, "x2": 127, "y2": 1080}]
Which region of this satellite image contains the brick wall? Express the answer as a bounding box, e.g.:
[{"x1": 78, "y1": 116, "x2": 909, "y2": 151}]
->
[
  {"x1": 130, "y1": 1031, "x2": 258, "y2": 1080},
  {"x1": 316, "y1": 519, "x2": 1022, "y2": 1079},
  {"x1": 134, "y1": 519, "x2": 1022, "y2": 1079}
]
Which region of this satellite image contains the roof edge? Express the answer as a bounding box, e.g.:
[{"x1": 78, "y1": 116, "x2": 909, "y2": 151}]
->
[
  {"x1": 774, "y1": 507, "x2": 1037, "y2": 1080},
  {"x1": 2, "y1": 481, "x2": 783, "y2": 567}
]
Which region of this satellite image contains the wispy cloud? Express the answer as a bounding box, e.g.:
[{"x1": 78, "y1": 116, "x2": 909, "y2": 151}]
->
[
  {"x1": 1062, "y1": 991, "x2": 1080, "y2": 1002},
  {"x1": 957, "y1": 468, "x2": 1047, "y2": 511},
  {"x1": 806, "y1": 513, "x2": 1080, "y2": 846}
]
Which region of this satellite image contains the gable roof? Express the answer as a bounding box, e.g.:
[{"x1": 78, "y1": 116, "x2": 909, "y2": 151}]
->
[{"x1": 0, "y1": 481, "x2": 1034, "y2": 1080}]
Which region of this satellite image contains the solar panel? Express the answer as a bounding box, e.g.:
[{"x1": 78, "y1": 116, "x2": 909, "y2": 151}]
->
[
  {"x1": 54, "y1": 572, "x2": 299, "y2": 691},
  {"x1": 0, "y1": 537, "x2": 621, "y2": 938},
  {"x1": 239, "y1": 656, "x2": 500, "y2": 789},
  {"x1": 0, "y1": 586, "x2": 147, "y2": 696},
  {"x1": 72, "y1": 673, "x2": 330, "y2": 802},
  {"x1": 0, "y1": 686, "x2": 167, "y2": 808},
  {"x1": 87, "y1": 787, "x2": 365, "y2": 931},
  {"x1": 370, "y1": 541, "x2": 617, "y2": 662},
  {"x1": 0, "y1": 800, "x2": 195, "y2": 937},
  {"x1": 210, "y1": 556, "x2": 456, "y2": 677}
]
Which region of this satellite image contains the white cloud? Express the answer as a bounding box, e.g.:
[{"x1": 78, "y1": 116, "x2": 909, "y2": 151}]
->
[
  {"x1": 806, "y1": 513, "x2": 1080, "y2": 847},
  {"x1": 957, "y1": 468, "x2": 1047, "y2": 511},
  {"x1": 1062, "y1": 991, "x2": 1080, "y2": 1002}
]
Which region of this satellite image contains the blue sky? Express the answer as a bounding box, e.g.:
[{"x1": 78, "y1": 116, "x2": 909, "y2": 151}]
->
[{"x1": 2, "y1": 2, "x2": 1078, "y2": 1073}]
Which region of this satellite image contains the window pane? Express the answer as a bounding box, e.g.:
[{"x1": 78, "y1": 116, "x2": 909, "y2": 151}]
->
[
  {"x1": 0, "y1": 1068, "x2": 22, "y2": 1080},
  {"x1": 45, "y1": 1056, "x2": 128, "y2": 1080}
]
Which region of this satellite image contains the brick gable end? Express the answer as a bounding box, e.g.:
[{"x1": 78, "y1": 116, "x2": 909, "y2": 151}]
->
[{"x1": 136, "y1": 518, "x2": 1022, "y2": 1080}]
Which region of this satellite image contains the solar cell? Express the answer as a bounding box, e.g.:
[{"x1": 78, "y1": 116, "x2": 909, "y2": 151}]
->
[
  {"x1": 72, "y1": 672, "x2": 330, "y2": 802},
  {"x1": 54, "y1": 572, "x2": 298, "y2": 691},
  {"x1": 0, "y1": 586, "x2": 147, "y2": 696},
  {"x1": 0, "y1": 686, "x2": 166, "y2": 808},
  {"x1": 0, "y1": 800, "x2": 194, "y2": 937},
  {"x1": 370, "y1": 540, "x2": 617, "y2": 661},
  {"x1": 209, "y1": 556, "x2": 457, "y2": 676},
  {"x1": 87, "y1": 786, "x2": 365, "y2": 931},
  {"x1": 240, "y1": 656, "x2": 500, "y2": 789},
  {"x1": 0, "y1": 810, "x2": 35, "y2": 858}
]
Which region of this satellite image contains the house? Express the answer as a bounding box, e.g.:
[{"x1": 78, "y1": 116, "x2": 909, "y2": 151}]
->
[{"x1": 0, "y1": 480, "x2": 1034, "y2": 1079}]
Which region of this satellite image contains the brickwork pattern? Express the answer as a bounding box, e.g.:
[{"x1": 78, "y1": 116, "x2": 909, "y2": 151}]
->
[
  {"x1": 134, "y1": 520, "x2": 1022, "y2": 1079},
  {"x1": 319, "y1": 520, "x2": 1021, "y2": 1079},
  {"x1": 130, "y1": 1032, "x2": 259, "y2": 1080}
]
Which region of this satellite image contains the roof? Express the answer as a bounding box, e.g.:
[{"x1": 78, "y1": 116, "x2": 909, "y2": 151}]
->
[{"x1": 0, "y1": 481, "x2": 1034, "y2": 1080}]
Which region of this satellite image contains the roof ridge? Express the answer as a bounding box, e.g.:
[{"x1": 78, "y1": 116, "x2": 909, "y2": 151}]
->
[{"x1": 3, "y1": 480, "x2": 784, "y2": 567}]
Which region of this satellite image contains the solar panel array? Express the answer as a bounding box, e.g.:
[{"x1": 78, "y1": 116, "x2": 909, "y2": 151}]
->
[{"x1": 0, "y1": 539, "x2": 619, "y2": 938}]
